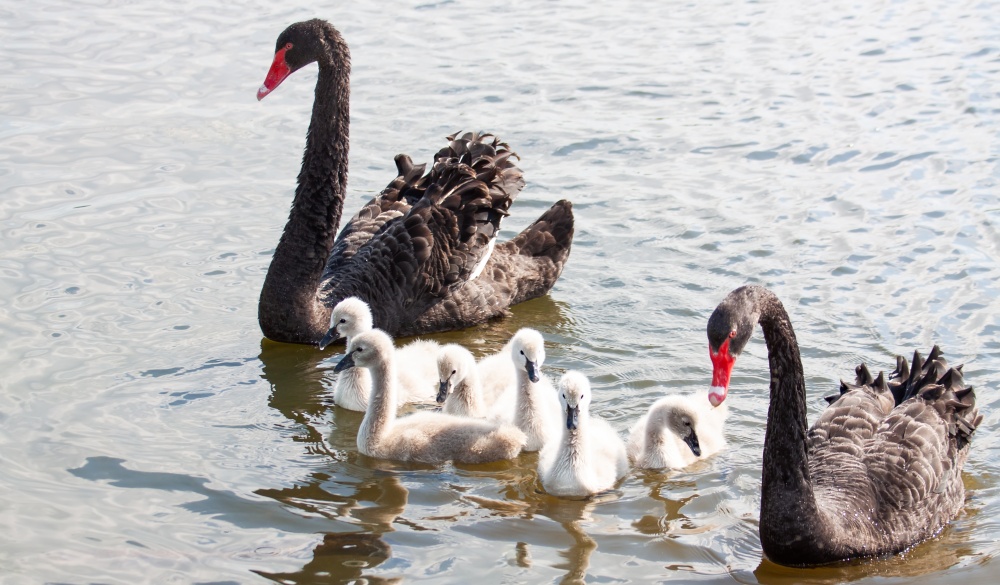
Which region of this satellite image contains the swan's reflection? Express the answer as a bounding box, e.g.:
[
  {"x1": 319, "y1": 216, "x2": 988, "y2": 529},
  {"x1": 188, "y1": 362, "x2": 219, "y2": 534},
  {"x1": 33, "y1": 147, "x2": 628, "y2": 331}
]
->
[{"x1": 538, "y1": 497, "x2": 599, "y2": 585}]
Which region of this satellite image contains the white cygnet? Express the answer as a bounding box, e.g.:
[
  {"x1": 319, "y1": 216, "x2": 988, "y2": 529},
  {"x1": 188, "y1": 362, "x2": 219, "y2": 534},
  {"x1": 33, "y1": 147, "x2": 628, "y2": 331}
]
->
[
  {"x1": 321, "y1": 297, "x2": 437, "y2": 411},
  {"x1": 627, "y1": 390, "x2": 728, "y2": 470},
  {"x1": 538, "y1": 371, "x2": 628, "y2": 497},
  {"x1": 496, "y1": 328, "x2": 562, "y2": 452}
]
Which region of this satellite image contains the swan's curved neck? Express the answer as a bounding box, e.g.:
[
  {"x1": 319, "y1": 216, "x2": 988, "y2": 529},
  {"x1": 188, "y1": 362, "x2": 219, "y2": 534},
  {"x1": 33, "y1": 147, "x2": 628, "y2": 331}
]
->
[
  {"x1": 259, "y1": 45, "x2": 351, "y2": 344},
  {"x1": 755, "y1": 289, "x2": 825, "y2": 549},
  {"x1": 360, "y1": 358, "x2": 396, "y2": 449}
]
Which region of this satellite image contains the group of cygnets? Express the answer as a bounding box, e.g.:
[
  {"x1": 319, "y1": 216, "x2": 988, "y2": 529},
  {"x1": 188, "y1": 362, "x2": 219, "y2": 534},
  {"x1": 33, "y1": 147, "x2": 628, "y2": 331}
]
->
[{"x1": 323, "y1": 297, "x2": 728, "y2": 497}]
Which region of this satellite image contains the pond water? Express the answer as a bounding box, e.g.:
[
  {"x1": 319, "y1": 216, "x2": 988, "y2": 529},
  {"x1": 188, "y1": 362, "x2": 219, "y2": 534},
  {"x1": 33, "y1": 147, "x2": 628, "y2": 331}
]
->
[{"x1": 2, "y1": 0, "x2": 999, "y2": 583}]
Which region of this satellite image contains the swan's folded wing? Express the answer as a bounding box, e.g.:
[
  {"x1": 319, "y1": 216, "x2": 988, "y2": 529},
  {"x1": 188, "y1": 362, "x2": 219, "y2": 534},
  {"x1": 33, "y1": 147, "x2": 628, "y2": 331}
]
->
[
  {"x1": 323, "y1": 155, "x2": 427, "y2": 276},
  {"x1": 864, "y1": 365, "x2": 980, "y2": 510}
]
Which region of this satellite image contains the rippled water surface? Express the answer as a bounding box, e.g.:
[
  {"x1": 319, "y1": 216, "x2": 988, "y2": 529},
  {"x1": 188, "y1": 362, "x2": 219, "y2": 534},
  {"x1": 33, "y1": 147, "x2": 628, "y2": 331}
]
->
[{"x1": 3, "y1": 0, "x2": 1000, "y2": 583}]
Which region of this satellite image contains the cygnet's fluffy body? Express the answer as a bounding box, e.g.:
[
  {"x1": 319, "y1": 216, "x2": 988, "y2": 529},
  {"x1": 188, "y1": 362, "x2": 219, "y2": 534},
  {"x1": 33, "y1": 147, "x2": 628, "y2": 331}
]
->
[
  {"x1": 495, "y1": 328, "x2": 562, "y2": 452},
  {"x1": 437, "y1": 344, "x2": 498, "y2": 418},
  {"x1": 337, "y1": 329, "x2": 525, "y2": 464},
  {"x1": 474, "y1": 337, "x2": 518, "y2": 407},
  {"x1": 538, "y1": 371, "x2": 628, "y2": 496},
  {"x1": 325, "y1": 297, "x2": 438, "y2": 411},
  {"x1": 627, "y1": 390, "x2": 728, "y2": 470}
]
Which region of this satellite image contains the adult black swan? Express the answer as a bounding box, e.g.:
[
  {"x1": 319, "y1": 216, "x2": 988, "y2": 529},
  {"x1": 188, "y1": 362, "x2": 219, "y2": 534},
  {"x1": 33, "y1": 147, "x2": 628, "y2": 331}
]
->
[
  {"x1": 707, "y1": 285, "x2": 981, "y2": 566},
  {"x1": 256, "y1": 19, "x2": 574, "y2": 345}
]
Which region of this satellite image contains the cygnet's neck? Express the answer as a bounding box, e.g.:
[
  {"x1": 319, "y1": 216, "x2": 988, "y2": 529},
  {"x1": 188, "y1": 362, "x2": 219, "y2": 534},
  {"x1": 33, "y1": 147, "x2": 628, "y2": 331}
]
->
[
  {"x1": 360, "y1": 358, "x2": 398, "y2": 444},
  {"x1": 454, "y1": 371, "x2": 485, "y2": 413}
]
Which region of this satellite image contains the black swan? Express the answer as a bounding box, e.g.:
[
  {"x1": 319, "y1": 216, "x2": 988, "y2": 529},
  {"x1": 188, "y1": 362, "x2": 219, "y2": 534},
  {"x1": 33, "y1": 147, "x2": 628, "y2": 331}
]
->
[
  {"x1": 707, "y1": 285, "x2": 981, "y2": 566},
  {"x1": 256, "y1": 19, "x2": 574, "y2": 345}
]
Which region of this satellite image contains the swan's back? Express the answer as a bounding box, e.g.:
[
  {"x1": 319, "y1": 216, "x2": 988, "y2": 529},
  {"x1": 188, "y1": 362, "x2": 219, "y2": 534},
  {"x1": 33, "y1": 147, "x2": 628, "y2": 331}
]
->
[
  {"x1": 321, "y1": 132, "x2": 529, "y2": 334},
  {"x1": 805, "y1": 347, "x2": 981, "y2": 553}
]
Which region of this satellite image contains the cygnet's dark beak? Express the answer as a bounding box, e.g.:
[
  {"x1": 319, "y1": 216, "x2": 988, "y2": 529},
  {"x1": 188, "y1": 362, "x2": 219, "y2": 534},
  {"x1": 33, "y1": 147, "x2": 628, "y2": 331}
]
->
[
  {"x1": 436, "y1": 380, "x2": 450, "y2": 403},
  {"x1": 683, "y1": 428, "x2": 702, "y2": 457},
  {"x1": 524, "y1": 358, "x2": 539, "y2": 383},
  {"x1": 565, "y1": 404, "x2": 579, "y2": 430},
  {"x1": 317, "y1": 326, "x2": 343, "y2": 351},
  {"x1": 334, "y1": 352, "x2": 355, "y2": 373}
]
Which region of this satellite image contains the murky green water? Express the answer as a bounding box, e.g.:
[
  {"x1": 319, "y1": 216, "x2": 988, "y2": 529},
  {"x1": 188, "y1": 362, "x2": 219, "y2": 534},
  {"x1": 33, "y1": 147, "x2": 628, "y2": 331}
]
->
[{"x1": 2, "y1": 0, "x2": 999, "y2": 583}]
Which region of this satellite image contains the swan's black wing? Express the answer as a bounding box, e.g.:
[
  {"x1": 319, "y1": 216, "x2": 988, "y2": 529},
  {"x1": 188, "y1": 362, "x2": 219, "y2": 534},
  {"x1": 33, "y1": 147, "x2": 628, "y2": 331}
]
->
[
  {"x1": 322, "y1": 154, "x2": 426, "y2": 277},
  {"x1": 809, "y1": 348, "x2": 981, "y2": 551},
  {"x1": 321, "y1": 132, "x2": 524, "y2": 332}
]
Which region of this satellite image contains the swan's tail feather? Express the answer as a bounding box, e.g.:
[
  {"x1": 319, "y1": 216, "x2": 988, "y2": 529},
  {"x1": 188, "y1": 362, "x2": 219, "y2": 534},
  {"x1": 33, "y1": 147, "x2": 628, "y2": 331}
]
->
[{"x1": 885, "y1": 346, "x2": 982, "y2": 451}]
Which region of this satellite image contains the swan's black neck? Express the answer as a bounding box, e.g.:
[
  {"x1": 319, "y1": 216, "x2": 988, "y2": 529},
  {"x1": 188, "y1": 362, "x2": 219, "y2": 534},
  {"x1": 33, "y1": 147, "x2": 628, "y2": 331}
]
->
[
  {"x1": 259, "y1": 29, "x2": 351, "y2": 344},
  {"x1": 753, "y1": 288, "x2": 828, "y2": 563}
]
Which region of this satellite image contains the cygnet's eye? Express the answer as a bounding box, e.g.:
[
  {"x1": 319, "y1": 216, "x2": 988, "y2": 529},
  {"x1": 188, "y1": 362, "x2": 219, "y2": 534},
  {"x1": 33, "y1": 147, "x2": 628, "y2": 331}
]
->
[
  {"x1": 356, "y1": 347, "x2": 364, "y2": 353},
  {"x1": 339, "y1": 318, "x2": 346, "y2": 324},
  {"x1": 451, "y1": 369, "x2": 457, "y2": 375},
  {"x1": 561, "y1": 394, "x2": 565, "y2": 399},
  {"x1": 520, "y1": 350, "x2": 525, "y2": 356}
]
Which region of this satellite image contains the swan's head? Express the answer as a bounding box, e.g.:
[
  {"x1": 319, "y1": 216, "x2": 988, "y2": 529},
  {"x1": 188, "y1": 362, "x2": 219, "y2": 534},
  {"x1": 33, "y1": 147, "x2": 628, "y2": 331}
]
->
[
  {"x1": 510, "y1": 328, "x2": 546, "y2": 383},
  {"x1": 649, "y1": 401, "x2": 701, "y2": 457},
  {"x1": 334, "y1": 329, "x2": 392, "y2": 373},
  {"x1": 318, "y1": 297, "x2": 373, "y2": 350},
  {"x1": 706, "y1": 286, "x2": 762, "y2": 406},
  {"x1": 436, "y1": 344, "x2": 474, "y2": 403},
  {"x1": 258, "y1": 19, "x2": 348, "y2": 101},
  {"x1": 557, "y1": 371, "x2": 592, "y2": 431}
]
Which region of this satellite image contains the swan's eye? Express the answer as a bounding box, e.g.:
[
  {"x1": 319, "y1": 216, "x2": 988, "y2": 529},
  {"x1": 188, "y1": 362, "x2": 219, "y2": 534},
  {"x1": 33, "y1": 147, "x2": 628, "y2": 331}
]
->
[
  {"x1": 339, "y1": 318, "x2": 346, "y2": 324},
  {"x1": 729, "y1": 329, "x2": 737, "y2": 338},
  {"x1": 451, "y1": 369, "x2": 457, "y2": 375},
  {"x1": 356, "y1": 347, "x2": 363, "y2": 353},
  {"x1": 284, "y1": 42, "x2": 293, "y2": 51},
  {"x1": 520, "y1": 350, "x2": 525, "y2": 356}
]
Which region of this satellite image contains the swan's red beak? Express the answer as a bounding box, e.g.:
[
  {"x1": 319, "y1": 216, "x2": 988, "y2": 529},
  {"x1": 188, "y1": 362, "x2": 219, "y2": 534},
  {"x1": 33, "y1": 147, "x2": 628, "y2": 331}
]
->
[
  {"x1": 709, "y1": 339, "x2": 735, "y2": 406},
  {"x1": 257, "y1": 46, "x2": 292, "y2": 101}
]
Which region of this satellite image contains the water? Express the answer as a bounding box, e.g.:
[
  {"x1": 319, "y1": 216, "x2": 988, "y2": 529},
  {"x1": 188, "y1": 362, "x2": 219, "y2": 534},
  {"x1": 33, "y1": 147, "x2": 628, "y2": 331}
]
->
[{"x1": 2, "y1": 0, "x2": 999, "y2": 583}]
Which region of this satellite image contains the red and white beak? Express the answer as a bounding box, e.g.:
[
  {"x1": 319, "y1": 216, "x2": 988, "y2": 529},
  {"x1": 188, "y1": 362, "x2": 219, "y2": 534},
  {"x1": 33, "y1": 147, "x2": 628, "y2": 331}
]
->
[
  {"x1": 257, "y1": 46, "x2": 292, "y2": 101},
  {"x1": 708, "y1": 338, "x2": 735, "y2": 407}
]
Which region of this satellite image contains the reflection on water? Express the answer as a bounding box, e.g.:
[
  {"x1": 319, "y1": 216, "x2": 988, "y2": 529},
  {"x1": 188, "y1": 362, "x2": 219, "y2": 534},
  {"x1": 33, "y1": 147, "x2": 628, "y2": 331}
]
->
[{"x1": 254, "y1": 533, "x2": 400, "y2": 585}]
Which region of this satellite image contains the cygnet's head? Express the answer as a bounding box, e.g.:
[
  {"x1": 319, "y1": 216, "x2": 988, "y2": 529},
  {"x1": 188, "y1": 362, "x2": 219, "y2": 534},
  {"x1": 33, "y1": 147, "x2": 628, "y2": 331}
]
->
[
  {"x1": 318, "y1": 297, "x2": 373, "y2": 350},
  {"x1": 649, "y1": 401, "x2": 701, "y2": 457},
  {"x1": 510, "y1": 328, "x2": 546, "y2": 383},
  {"x1": 334, "y1": 329, "x2": 393, "y2": 373},
  {"x1": 558, "y1": 371, "x2": 592, "y2": 430},
  {"x1": 436, "y1": 344, "x2": 475, "y2": 403}
]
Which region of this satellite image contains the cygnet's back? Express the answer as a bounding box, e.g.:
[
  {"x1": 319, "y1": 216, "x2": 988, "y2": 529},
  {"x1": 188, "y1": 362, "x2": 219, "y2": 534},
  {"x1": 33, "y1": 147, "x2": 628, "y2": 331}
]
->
[
  {"x1": 538, "y1": 371, "x2": 628, "y2": 497},
  {"x1": 475, "y1": 337, "x2": 517, "y2": 406},
  {"x1": 627, "y1": 391, "x2": 728, "y2": 470},
  {"x1": 395, "y1": 338, "x2": 440, "y2": 403}
]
